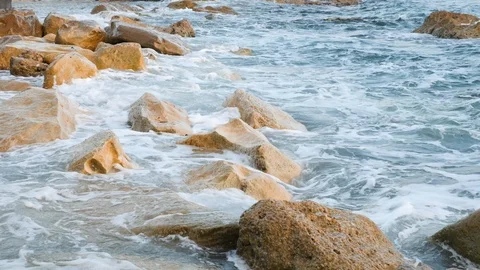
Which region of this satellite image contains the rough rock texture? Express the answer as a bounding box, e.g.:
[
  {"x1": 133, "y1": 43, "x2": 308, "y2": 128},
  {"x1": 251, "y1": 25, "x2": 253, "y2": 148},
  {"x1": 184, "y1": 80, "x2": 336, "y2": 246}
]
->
[
  {"x1": 42, "y1": 13, "x2": 75, "y2": 36},
  {"x1": 128, "y1": 93, "x2": 192, "y2": 135},
  {"x1": 267, "y1": 0, "x2": 360, "y2": 6},
  {"x1": 10, "y1": 56, "x2": 48, "y2": 77},
  {"x1": 107, "y1": 21, "x2": 187, "y2": 55},
  {"x1": 160, "y1": 19, "x2": 195, "y2": 38},
  {"x1": 68, "y1": 130, "x2": 133, "y2": 174},
  {"x1": 432, "y1": 209, "x2": 480, "y2": 264},
  {"x1": 0, "y1": 79, "x2": 31, "y2": 91},
  {"x1": 91, "y1": 3, "x2": 143, "y2": 14},
  {"x1": 56, "y1": 20, "x2": 107, "y2": 51},
  {"x1": 237, "y1": 200, "x2": 403, "y2": 270},
  {"x1": 180, "y1": 119, "x2": 301, "y2": 183},
  {"x1": 414, "y1": 11, "x2": 480, "y2": 39},
  {"x1": 224, "y1": 89, "x2": 307, "y2": 131},
  {"x1": 193, "y1": 6, "x2": 238, "y2": 15},
  {"x1": 187, "y1": 160, "x2": 292, "y2": 201},
  {"x1": 43, "y1": 52, "x2": 98, "y2": 89},
  {"x1": 0, "y1": 37, "x2": 95, "y2": 69},
  {"x1": 0, "y1": 88, "x2": 77, "y2": 152},
  {"x1": 0, "y1": 10, "x2": 43, "y2": 38},
  {"x1": 43, "y1": 33, "x2": 56, "y2": 43},
  {"x1": 232, "y1": 48, "x2": 253, "y2": 56},
  {"x1": 167, "y1": 0, "x2": 197, "y2": 10},
  {"x1": 94, "y1": 42, "x2": 146, "y2": 71}
]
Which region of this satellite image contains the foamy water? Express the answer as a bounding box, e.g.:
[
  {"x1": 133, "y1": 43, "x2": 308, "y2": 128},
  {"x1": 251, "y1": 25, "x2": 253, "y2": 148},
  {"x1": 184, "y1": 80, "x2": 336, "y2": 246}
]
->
[{"x1": 1, "y1": 0, "x2": 480, "y2": 269}]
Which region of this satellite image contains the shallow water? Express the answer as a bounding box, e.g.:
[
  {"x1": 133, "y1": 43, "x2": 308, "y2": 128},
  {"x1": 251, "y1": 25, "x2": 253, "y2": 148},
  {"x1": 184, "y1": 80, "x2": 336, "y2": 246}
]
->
[{"x1": 1, "y1": 0, "x2": 480, "y2": 269}]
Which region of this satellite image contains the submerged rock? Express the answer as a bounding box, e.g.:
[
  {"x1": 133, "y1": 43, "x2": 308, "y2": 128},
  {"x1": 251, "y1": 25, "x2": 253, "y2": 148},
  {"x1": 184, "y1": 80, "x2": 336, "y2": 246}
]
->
[
  {"x1": 68, "y1": 130, "x2": 133, "y2": 174},
  {"x1": 193, "y1": 6, "x2": 238, "y2": 15},
  {"x1": 432, "y1": 209, "x2": 480, "y2": 264},
  {"x1": 237, "y1": 200, "x2": 403, "y2": 270},
  {"x1": 128, "y1": 93, "x2": 192, "y2": 135},
  {"x1": 267, "y1": 0, "x2": 360, "y2": 6},
  {"x1": 232, "y1": 48, "x2": 253, "y2": 56},
  {"x1": 224, "y1": 89, "x2": 307, "y2": 131},
  {"x1": 414, "y1": 11, "x2": 480, "y2": 39},
  {"x1": 180, "y1": 119, "x2": 301, "y2": 183},
  {"x1": 94, "y1": 42, "x2": 146, "y2": 71},
  {"x1": 43, "y1": 52, "x2": 98, "y2": 89},
  {"x1": 187, "y1": 160, "x2": 292, "y2": 201},
  {"x1": 0, "y1": 88, "x2": 77, "y2": 152},
  {"x1": 0, "y1": 10, "x2": 43, "y2": 38},
  {"x1": 42, "y1": 13, "x2": 75, "y2": 36},
  {"x1": 56, "y1": 20, "x2": 107, "y2": 51},
  {"x1": 0, "y1": 79, "x2": 31, "y2": 91}
]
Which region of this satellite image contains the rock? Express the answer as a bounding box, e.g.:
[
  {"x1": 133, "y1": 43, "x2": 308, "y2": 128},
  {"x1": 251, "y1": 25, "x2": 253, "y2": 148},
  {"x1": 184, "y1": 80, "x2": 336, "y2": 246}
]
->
[
  {"x1": 432, "y1": 209, "x2": 480, "y2": 264},
  {"x1": 107, "y1": 21, "x2": 187, "y2": 55},
  {"x1": 94, "y1": 42, "x2": 146, "y2": 71},
  {"x1": 56, "y1": 20, "x2": 107, "y2": 51},
  {"x1": 193, "y1": 6, "x2": 238, "y2": 15},
  {"x1": 267, "y1": 0, "x2": 360, "y2": 6},
  {"x1": 43, "y1": 52, "x2": 98, "y2": 89},
  {"x1": 10, "y1": 56, "x2": 48, "y2": 77},
  {"x1": 161, "y1": 19, "x2": 195, "y2": 38},
  {"x1": 0, "y1": 88, "x2": 77, "y2": 152},
  {"x1": 237, "y1": 200, "x2": 403, "y2": 270},
  {"x1": 0, "y1": 10, "x2": 43, "y2": 38},
  {"x1": 128, "y1": 93, "x2": 192, "y2": 135},
  {"x1": 167, "y1": 0, "x2": 197, "y2": 10},
  {"x1": 180, "y1": 119, "x2": 301, "y2": 183},
  {"x1": 42, "y1": 13, "x2": 75, "y2": 36},
  {"x1": 68, "y1": 130, "x2": 133, "y2": 174},
  {"x1": 0, "y1": 37, "x2": 95, "y2": 69},
  {"x1": 43, "y1": 33, "x2": 56, "y2": 43},
  {"x1": 232, "y1": 48, "x2": 253, "y2": 56},
  {"x1": 414, "y1": 11, "x2": 480, "y2": 39},
  {"x1": 111, "y1": 15, "x2": 144, "y2": 26},
  {"x1": 224, "y1": 89, "x2": 307, "y2": 131},
  {"x1": 187, "y1": 160, "x2": 292, "y2": 201},
  {"x1": 91, "y1": 3, "x2": 143, "y2": 15},
  {"x1": 0, "y1": 80, "x2": 31, "y2": 91}
]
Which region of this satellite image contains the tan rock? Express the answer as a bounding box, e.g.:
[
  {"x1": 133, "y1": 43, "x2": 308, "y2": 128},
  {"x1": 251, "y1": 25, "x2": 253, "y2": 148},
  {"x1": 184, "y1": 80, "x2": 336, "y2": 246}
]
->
[
  {"x1": 180, "y1": 119, "x2": 301, "y2": 183},
  {"x1": 267, "y1": 0, "x2": 360, "y2": 6},
  {"x1": 187, "y1": 160, "x2": 292, "y2": 201},
  {"x1": 42, "y1": 13, "x2": 75, "y2": 36},
  {"x1": 128, "y1": 93, "x2": 192, "y2": 135},
  {"x1": 238, "y1": 200, "x2": 403, "y2": 270},
  {"x1": 167, "y1": 0, "x2": 197, "y2": 10},
  {"x1": 0, "y1": 88, "x2": 77, "y2": 152},
  {"x1": 111, "y1": 15, "x2": 144, "y2": 27},
  {"x1": 0, "y1": 10, "x2": 43, "y2": 38},
  {"x1": 68, "y1": 130, "x2": 133, "y2": 174},
  {"x1": 193, "y1": 6, "x2": 238, "y2": 15},
  {"x1": 94, "y1": 42, "x2": 146, "y2": 71},
  {"x1": 0, "y1": 79, "x2": 31, "y2": 91},
  {"x1": 414, "y1": 11, "x2": 480, "y2": 39},
  {"x1": 43, "y1": 52, "x2": 98, "y2": 89},
  {"x1": 232, "y1": 48, "x2": 253, "y2": 56},
  {"x1": 10, "y1": 56, "x2": 48, "y2": 77},
  {"x1": 0, "y1": 37, "x2": 95, "y2": 69},
  {"x1": 432, "y1": 209, "x2": 480, "y2": 264},
  {"x1": 91, "y1": 3, "x2": 144, "y2": 15},
  {"x1": 224, "y1": 89, "x2": 307, "y2": 131},
  {"x1": 56, "y1": 20, "x2": 107, "y2": 51},
  {"x1": 163, "y1": 19, "x2": 195, "y2": 38},
  {"x1": 107, "y1": 21, "x2": 187, "y2": 55},
  {"x1": 43, "y1": 33, "x2": 56, "y2": 43}
]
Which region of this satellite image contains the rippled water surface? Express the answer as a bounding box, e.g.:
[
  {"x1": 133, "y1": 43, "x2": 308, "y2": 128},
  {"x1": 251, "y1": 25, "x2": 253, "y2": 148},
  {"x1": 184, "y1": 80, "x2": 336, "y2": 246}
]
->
[{"x1": 1, "y1": 0, "x2": 480, "y2": 269}]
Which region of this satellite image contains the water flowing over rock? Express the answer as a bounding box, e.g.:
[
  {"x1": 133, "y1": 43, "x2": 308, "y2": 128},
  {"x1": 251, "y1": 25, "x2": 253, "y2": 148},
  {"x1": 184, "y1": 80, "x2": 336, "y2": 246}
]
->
[
  {"x1": 43, "y1": 52, "x2": 98, "y2": 89},
  {"x1": 107, "y1": 21, "x2": 187, "y2": 55},
  {"x1": 91, "y1": 3, "x2": 144, "y2": 15},
  {"x1": 432, "y1": 209, "x2": 480, "y2": 264},
  {"x1": 55, "y1": 20, "x2": 107, "y2": 51},
  {"x1": 187, "y1": 160, "x2": 292, "y2": 200},
  {"x1": 0, "y1": 9, "x2": 42, "y2": 38},
  {"x1": 128, "y1": 93, "x2": 192, "y2": 135},
  {"x1": 224, "y1": 89, "x2": 307, "y2": 131},
  {"x1": 68, "y1": 130, "x2": 133, "y2": 174},
  {"x1": 180, "y1": 119, "x2": 302, "y2": 183},
  {"x1": 167, "y1": 0, "x2": 197, "y2": 10},
  {"x1": 193, "y1": 6, "x2": 238, "y2": 15},
  {"x1": 94, "y1": 42, "x2": 146, "y2": 71},
  {"x1": 42, "y1": 13, "x2": 75, "y2": 36},
  {"x1": 0, "y1": 88, "x2": 77, "y2": 152},
  {"x1": 414, "y1": 11, "x2": 480, "y2": 39},
  {"x1": 237, "y1": 200, "x2": 403, "y2": 270},
  {"x1": 232, "y1": 48, "x2": 253, "y2": 56},
  {"x1": 267, "y1": 0, "x2": 360, "y2": 6},
  {"x1": 0, "y1": 79, "x2": 30, "y2": 91}
]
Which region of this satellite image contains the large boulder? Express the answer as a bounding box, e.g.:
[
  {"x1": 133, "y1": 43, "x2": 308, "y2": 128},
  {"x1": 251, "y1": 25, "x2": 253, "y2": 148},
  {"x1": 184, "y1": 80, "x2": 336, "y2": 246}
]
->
[
  {"x1": 128, "y1": 93, "x2": 192, "y2": 135},
  {"x1": 180, "y1": 119, "x2": 301, "y2": 183},
  {"x1": 267, "y1": 0, "x2": 360, "y2": 6},
  {"x1": 193, "y1": 6, "x2": 238, "y2": 15},
  {"x1": 224, "y1": 89, "x2": 307, "y2": 131},
  {"x1": 94, "y1": 42, "x2": 146, "y2": 71},
  {"x1": 0, "y1": 88, "x2": 77, "y2": 152},
  {"x1": 0, "y1": 36, "x2": 95, "y2": 69},
  {"x1": 187, "y1": 161, "x2": 292, "y2": 201},
  {"x1": 414, "y1": 11, "x2": 480, "y2": 39},
  {"x1": 91, "y1": 3, "x2": 144, "y2": 14},
  {"x1": 0, "y1": 10, "x2": 43, "y2": 38},
  {"x1": 10, "y1": 56, "x2": 48, "y2": 77},
  {"x1": 167, "y1": 0, "x2": 197, "y2": 10},
  {"x1": 237, "y1": 200, "x2": 403, "y2": 270},
  {"x1": 42, "y1": 13, "x2": 75, "y2": 36},
  {"x1": 43, "y1": 52, "x2": 98, "y2": 89},
  {"x1": 56, "y1": 20, "x2": 107, "y2": 51},
  {"x1": 0, "y1": 80, "x2": 31, "y2": 91},
  {"x1": 68, "y1": 130, "x2": 133, "y2": 174},
  {"x1": 432, "y1": 209, "x2": 480, "y2": 264},
  {"x1": 107, "y1": 21, "x2": 187, "y2": 55}
]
